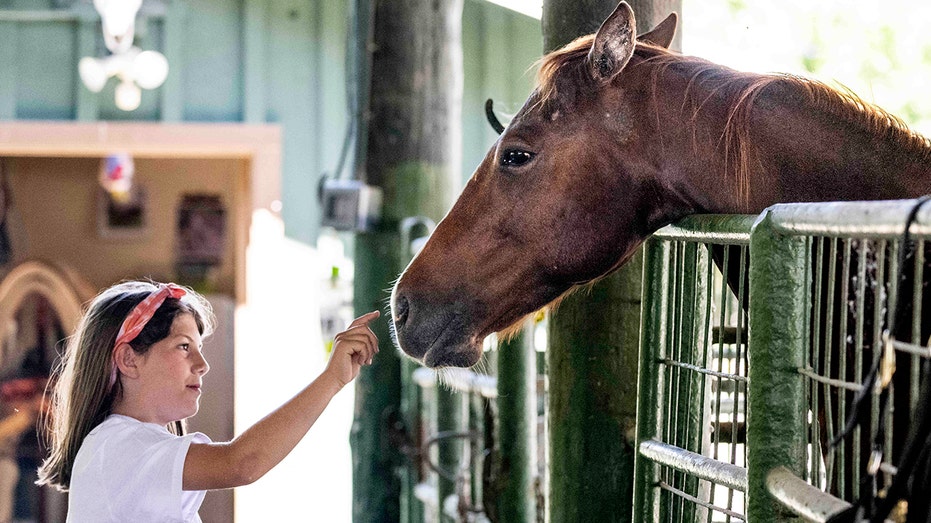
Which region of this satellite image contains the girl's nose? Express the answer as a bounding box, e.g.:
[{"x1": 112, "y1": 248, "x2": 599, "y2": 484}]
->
[{"x1": 194, "y1": 351, "x2": 210, "y2": 375}]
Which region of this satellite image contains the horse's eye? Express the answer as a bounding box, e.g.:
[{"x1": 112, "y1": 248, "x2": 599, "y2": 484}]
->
[{"x1": 500, "y1": 149, "x2": 535, "y2": 168}]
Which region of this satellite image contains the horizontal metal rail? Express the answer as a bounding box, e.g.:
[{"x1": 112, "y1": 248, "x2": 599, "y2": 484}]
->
[
  {"x1": 766, "y1": 467, "x2": 851, "y2": 522},
  {"x1": 765, "y1": 199, "x2": 931, "y2": 238},
  {"x1": 411, "y1": 367, "x2": 498, "y2": 399},
  {"x1": 660, "y1": 358, "x2": 748, "y2": 382},
  {"x1": 892, "y1": 338, "x2": 931, "y2": 358},
  {"x1": 652, "y1": 215, "x2": 756, "y2": 244},
  {"x1": 796, "y1": 367, "x2": 863, "y2": 392},
  {"x1": 639, "y1": 439, "x2": 748, "y2": 492},
  {"x1": 797, "y1": 337, "x2": 930, "y2": 393},
  {"x1": 657, "y1": 481, "x2": 747, "y2": 521}
]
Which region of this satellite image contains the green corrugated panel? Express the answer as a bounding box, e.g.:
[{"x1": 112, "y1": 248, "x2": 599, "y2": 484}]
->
[
  {"x1": 75, "y1": 15, "x2": 99, "y2": 121},
  {"x1": 160, "y1": 0, "x2": 185, "y2": 121},
  {"x1": 0, "y1": 20, "x2": 15, "y2": 119},
  {"x1": 242, "y1": 0, "x2": 267, "y2": 124}
]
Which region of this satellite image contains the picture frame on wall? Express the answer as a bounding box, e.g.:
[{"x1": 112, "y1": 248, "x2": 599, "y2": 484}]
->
[{"x1": 96, "y1": 185, "x2": 149, "y2": 240}]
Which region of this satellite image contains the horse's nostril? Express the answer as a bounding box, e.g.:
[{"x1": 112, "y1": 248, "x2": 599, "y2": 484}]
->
[{"x1": 394, "y1": 295, "x2": 410, "y2": 327}]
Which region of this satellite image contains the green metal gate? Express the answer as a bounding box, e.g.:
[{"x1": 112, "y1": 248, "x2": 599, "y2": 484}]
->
[
  {"x1": 634, "y1": 199, "x2": 931, "y2": 522},
  {"x1": 634, "y1": 215, "x2": 756, "y2": 522},
  {"x1": 751, "y1": 200, "x2": 931, "y2": 521}
]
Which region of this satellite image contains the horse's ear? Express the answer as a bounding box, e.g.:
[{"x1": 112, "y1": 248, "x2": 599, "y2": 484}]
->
[
  {"x1": 587, "y1": 1, "x2": 636, "y2": 82},
  {"x1": 638, "y1": 12, "x2": 677, "y2": 49}
]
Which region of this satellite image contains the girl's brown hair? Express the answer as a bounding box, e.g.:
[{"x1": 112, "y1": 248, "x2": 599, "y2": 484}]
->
[{"x1": 36, "y1": 281, "x2": 215, "y2": 491}]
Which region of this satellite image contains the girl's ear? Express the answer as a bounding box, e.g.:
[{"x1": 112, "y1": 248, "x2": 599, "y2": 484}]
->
[{"x1": 114, "y1": 343, "x2": 141, "y2": 379}]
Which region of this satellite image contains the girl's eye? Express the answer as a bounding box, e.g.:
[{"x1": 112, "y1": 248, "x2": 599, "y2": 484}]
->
[
  {"x1": 179, "y1": 344, "x2": 190, "y2": 352},
  {"x1": 500, "y1": 149, "x2": 535, "y2": 168}
]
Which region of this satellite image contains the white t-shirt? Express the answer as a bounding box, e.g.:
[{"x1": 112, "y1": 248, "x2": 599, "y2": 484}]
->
[{"x1": 67, "y1": 414, "x2": 211, "y2": 522}]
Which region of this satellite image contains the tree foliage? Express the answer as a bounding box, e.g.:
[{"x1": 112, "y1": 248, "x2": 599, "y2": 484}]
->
[{"x1": 682, "y1": 0, "x2": 931, "y2": 134}]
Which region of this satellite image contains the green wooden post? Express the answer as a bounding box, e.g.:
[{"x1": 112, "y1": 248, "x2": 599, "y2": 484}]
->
[
  {"x1": 437, "y1": 386, "x2": 464, "y2": 522},
  {"x1": 547, "y1": 266, "x2": 640, "y2": 522},
  {"x1": 495, "y1": 322, "x2": 538, "y2": 522},
  {"x1": 400, "y1": 359, "x2": 424, "y2": 523},
  {"x1": 542, "y1": 1, "x2": 680, "y2": 521},
  {"x1": 542, "y1": 4, "x2": 635, "y2": 520},
  {"x1": 351, "y1": 1, "x2": 464, "y2": 521},
  {"x1": 747, "y1": 210, "x2": 809, "y2": 522}
]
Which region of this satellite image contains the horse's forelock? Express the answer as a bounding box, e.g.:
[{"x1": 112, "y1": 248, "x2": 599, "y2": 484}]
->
[
  {"x1": 534, "y1": 36, "x2": 676, "y2": 110},
  {"x1": 535, "y1": 35, "x2": 596, "y2": 107}
]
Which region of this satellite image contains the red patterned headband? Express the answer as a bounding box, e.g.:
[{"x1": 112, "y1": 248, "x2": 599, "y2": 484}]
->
[{"x1": 108, "y1": 283, "x2": 187, "y2": 390}]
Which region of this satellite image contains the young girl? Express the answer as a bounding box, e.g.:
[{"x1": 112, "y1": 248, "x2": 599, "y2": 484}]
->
[{"x1": 36, "y1": 280, "x2": 379, "y2": 522}]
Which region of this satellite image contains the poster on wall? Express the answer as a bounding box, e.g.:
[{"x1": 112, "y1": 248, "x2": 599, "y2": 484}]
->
[{"x1": 175, "y1": 194, "x2": 226, "y2": 284}]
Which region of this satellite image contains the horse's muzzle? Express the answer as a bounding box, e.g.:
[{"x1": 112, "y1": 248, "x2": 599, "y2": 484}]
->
[{"x1": 390, "y1": 289, "x2": 483, "y2": 368}]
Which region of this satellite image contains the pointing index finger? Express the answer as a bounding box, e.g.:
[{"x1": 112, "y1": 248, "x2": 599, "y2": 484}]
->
[{"x1": 348, "y1": 310, "x2": 380, "y2": 328}]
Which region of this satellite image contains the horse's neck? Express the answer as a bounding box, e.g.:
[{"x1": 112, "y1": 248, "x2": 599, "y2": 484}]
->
[
  {"x1": 649, "y1": 60, "x2": 931, "y2": 213},
  {"x1": 748, "y1": 81, "x2": 931, "y2": 210},
  {"x1": 748, "y1": 83, "x2": 931, "y2": 207}
]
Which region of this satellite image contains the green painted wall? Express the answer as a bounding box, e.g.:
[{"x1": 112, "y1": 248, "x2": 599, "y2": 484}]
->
[{"x1": 0, "y1": 0, "x2": 541, "y2": 243}]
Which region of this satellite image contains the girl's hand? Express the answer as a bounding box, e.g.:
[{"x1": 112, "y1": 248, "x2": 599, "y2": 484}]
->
[{"x1": 325, "y1": 311, "x2": 380, "y2": 388}]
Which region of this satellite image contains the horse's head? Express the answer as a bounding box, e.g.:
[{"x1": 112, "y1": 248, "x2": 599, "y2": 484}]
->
[{"x1": 391, "y1": 2, "x2": 683, "y2": 368}]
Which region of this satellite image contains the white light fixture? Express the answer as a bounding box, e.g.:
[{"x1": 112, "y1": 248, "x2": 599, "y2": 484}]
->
[
  {"x1": 115, "y1": 80, "x2": 142, "y2": 111},
  {"x1": 79, "y1": 0, "x2": 169, "y2": 111}
]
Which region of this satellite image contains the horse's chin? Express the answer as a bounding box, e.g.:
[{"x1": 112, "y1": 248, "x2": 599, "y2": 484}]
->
[{"x1": 422, "y1": 341, "x2": 483, "y2": 369}]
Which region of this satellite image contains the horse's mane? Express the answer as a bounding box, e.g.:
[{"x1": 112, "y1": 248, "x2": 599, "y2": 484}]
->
[
  {"x1": 535, "y1": 35, "x2": 596, "y2": 106},
  {"x1": 536, "y1": 35, "x2": 931, "y2": 207}
]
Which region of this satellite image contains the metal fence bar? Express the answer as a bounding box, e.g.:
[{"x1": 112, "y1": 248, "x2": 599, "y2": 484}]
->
[
  {"x1": 821, "y1": 236, "x2": 838, "y2": 493},
  {"x1": 911, "y1": 240, "x2": 926, "y2": 412},
  {"x1": 836, "y1": 237, "x2": 851, "y2": 496},
  {"x1": 700, "y1": 249, "x2": 718, "y2": 523},
  {"x1": 809, "y1": 237, "x2": 824, "y2": 487},
  {"x1": 659, "y1": 482, "x2": 747, "y2": 522},
  {"x1": 496, "y1": 322, "x2": 538, "y2": 523},
  {"x1": 747, "y1": 209, "x2": 810, "y2": 522},
  {"x1": 634, "y1": 237, "x2": 670, "y2": 522},
  {"x1": 639, "y1": 440, "x2": 748, "y2": 491},
  {"x1": 666, "y1": 241, "x2": 685, "y2": 521},
  {"x1": 765, "y1": 467, "x2": 851, "y2": 522},
  {"x1": 763, "y1": 199, "x2": 931, "y2": 237}
]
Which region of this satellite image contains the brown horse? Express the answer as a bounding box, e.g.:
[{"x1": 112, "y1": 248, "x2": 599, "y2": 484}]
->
[{"x1": 389, "y1": 1, "x2": 931, "y2": 368}]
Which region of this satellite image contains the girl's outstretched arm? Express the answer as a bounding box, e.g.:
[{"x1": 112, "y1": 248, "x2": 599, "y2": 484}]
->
[{"x1": 181, "y1": 310, "x2": 380, "y2": 490}]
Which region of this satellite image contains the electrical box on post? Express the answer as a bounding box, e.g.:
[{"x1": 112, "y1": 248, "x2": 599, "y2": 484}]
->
[{"x1": 320, "y1": 179, "x2": 383, "y2": 232}]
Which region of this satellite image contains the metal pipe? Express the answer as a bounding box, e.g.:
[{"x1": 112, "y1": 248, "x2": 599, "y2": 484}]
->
[
  {"x1": 639, "y1": 439, "x2": 748, "y2": 492},
  {"x1": 747, "y1": 209, "x2": 810, "y2": 522},
  {"x1": 653, "y1": 215, "x2": 756, "y2": 244},
  {"x1": 765, "y1": 199, "x2": 931, "y2": 237},
  {"x1": 766, "y1": 467, "x2": 851, "y2": 522},
  {"x1": 633, "y1": 237, "x2": 670, "y2": 522},
  {"x1": 495, "y1": 322, "x2": 538, "y2": 522}
]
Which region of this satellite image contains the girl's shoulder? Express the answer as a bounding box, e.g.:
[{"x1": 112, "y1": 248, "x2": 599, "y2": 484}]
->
[{"x1": 87, "y1": 414, "x2": 175, "y2": 445}]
